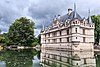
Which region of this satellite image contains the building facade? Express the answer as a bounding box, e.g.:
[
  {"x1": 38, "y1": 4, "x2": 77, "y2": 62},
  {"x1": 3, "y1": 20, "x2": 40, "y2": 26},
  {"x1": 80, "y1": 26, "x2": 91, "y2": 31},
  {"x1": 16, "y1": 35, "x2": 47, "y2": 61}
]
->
[{"x1": 40, "y1": 5, "x2": 95, "y2": 67}]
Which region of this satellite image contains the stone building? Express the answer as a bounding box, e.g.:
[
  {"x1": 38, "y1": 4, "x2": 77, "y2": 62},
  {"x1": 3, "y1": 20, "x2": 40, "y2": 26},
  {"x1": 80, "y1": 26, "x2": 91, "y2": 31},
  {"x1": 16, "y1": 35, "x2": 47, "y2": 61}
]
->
[
  {"x1": 41, "y1": 4, "x2": 94, "y2": 52},
  {"x1": 40, "y1": 4, "x2": 95, "y2": 67}
]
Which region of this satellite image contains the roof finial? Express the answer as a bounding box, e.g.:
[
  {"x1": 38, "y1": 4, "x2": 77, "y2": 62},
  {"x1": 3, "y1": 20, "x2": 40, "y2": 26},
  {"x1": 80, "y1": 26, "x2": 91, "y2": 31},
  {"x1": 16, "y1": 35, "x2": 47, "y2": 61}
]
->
[
  {"x1": 42, "y1": 21, "x2": 45, "y2": 31},
  {"x1": 74, "y1": 3, "x2": 77, "y2": 18},
  {"x1": 88, "y1": 9, "x2": 92, "y2": 23},
  {"x1": 74, "y1": 3, "x2": 76, "y2": 12},
  {"x1": 88, "y1": 9, "x2": 90, "y2": 17}
]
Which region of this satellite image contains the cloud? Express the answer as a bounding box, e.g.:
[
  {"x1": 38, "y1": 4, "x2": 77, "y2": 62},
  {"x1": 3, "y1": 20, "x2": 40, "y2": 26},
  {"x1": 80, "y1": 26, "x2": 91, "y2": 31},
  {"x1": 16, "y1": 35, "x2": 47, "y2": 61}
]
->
[{"x1": 0, "y1": 0, "x2": 100, "y2": 36}]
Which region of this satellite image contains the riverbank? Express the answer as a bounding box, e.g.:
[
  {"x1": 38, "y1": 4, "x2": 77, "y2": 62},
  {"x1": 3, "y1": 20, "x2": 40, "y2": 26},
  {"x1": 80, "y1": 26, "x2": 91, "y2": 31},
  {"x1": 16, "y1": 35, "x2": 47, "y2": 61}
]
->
[{"x1": 0, "y1": 44, "x2": 41, "y2": 50}]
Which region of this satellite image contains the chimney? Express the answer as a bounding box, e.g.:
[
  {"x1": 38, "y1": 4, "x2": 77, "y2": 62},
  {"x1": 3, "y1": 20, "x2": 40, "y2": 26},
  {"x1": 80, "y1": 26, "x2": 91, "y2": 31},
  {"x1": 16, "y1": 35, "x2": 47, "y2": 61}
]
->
[
  {"x1": 68, "y1": 8, "x2": 72, "y2": 15},
  {"x1": 57, "y1": 14, "x2": 60, "y2": 19}
]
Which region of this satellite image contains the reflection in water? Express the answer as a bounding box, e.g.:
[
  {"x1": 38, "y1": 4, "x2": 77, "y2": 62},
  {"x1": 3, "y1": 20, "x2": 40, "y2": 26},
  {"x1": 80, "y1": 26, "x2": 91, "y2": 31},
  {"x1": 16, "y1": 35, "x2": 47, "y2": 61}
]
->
[
  {"x1": 96, "y1": 55, "x2": 100, "y2": 67},
  {"x1": 0, "y1": 49, "x2": 40, "y2": 67},
  {"x1": 41, "y1": 49, "x2": 96, "y2": 67},
  {"x1": 33, "y1": 55, "x2": 40, "y2": 67}
]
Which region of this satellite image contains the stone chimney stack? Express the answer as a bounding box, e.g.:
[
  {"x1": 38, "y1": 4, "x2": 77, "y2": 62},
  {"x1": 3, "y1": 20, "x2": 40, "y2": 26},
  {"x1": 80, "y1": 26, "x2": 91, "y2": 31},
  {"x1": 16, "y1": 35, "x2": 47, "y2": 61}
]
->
[
  {"x1": 68, "y1": 8, "x2": 72, "y2": 15},
  {"x1": 57, "y1": 14, "x2": 60, "y2": 19}
]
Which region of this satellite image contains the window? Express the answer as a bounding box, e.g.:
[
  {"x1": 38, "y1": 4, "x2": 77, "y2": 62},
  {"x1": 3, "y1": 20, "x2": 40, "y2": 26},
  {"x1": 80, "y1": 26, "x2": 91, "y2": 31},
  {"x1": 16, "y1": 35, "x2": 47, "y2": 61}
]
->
[
  {"x1": 84, "y1": 58, "x2": 87, "y2": 64},
  {"x1": 76, "y1": 37, "x2": 77, "y2": 39},
  {"x1": 60, "y1": 56, "x2": 62, "y2": 61},
  {"x1": 83, "y1": 29, "x2": 85, "y2": 35},
  {"x1": 46, "y1": 34, "x2": 48, "y2": 37},
  {"x1": 53, "y1": 32, "x2": 56, "y2": 37},
  {"x1": 48, "y1": 33, "x2": 50, "y2": 37},
  {"x1": 83, "y1": 37, "x2": 85, "y2": 42},
  {"x1": 75, "y1": 28, "x2": 77, "y2": 33},
  {"x1": 67, "y1": 29, "x2": 69, "y2": 35},
  {"x1": 60, "y1": 38, "x2": 62, "y2": 43},
  {"x1": 60, "y1": 31, "x2": 61, "y2": 36},
  {"x1": 67, "y1": 37, "x2": 69, "y2": 42},
  {"x1": 53, "y1": 32, "x2": 57, "y2": 37},
  {"x1": 76, "y1": 21, "x2": 77, "y2": 24},
  {"x1": 48, "y1": 39, "x2": 50, "y2": 43},
  {"x1": 53, "y1": 39, "x2": 56, "y2": 43}
]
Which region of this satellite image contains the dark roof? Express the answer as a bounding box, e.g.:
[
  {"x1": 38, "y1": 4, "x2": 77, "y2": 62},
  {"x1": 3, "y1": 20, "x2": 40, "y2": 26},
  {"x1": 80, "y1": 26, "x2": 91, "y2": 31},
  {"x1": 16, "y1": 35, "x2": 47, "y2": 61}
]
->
[
  {"x1": 59, "y1": 11, "x2": 82, "y2": 22},
  {"x1": 88, "y1": 16, "x2": 93, "y2": 24}
]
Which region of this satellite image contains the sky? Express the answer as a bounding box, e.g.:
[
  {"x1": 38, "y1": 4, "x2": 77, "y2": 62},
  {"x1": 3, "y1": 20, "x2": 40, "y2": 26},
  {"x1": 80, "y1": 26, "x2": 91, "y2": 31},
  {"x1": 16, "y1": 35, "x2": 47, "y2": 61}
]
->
[{"x1": 0, "y1": 0, "x2": 100, "y2": 36}]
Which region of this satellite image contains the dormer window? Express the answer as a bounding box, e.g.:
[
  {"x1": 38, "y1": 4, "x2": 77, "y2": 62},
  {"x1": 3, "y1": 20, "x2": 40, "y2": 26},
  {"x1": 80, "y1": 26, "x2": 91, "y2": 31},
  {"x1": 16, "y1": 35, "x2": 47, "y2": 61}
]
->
[
  {"x1": 73, "y1": 22, "x2": 75, "y2": 24},
  {"x1": 76, "y1": 21, "x2": 77, "y2": 24}
]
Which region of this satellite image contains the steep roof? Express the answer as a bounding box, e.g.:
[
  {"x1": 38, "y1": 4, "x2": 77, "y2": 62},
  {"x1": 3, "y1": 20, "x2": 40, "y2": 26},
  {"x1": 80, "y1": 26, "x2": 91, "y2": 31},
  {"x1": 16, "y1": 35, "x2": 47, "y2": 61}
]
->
[{"x1": 59, "y1": 11, "x2": 82, "y2": 22}]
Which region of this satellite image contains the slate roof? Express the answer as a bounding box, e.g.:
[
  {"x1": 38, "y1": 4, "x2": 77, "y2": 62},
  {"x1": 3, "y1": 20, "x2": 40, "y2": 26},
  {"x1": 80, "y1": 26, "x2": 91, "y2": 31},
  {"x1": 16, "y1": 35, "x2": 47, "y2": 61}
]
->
[
  {"x1": 59, "y1": 11, "x2": 82, "y2": 22},
  {"x1": 87, "y1": 17, "x2": 93, "y2": 24}
]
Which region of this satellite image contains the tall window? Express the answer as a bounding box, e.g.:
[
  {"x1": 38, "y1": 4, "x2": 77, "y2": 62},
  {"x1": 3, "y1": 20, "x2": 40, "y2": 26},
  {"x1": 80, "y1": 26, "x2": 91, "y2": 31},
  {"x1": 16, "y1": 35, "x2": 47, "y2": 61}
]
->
[
  {"x1": 48, "y1": 33, "x2": 50, "y2": 37},
  {"x1": 60, "y1": 56, "x2": 62, "y2": 61},
  {"x1": 60, "y1": 31, "x2": 61, "y2": 36},
  {"x1": 67, "y1": 37, "x2": 69, "y2": 42},
  {"x1": 83, "y1": 29, "x2": 85, "y2": 35},
  {"x1": 75, "y1": 28, "x2": 77, "y2": 33},
  {"x1": 53, "y1": 39, "x2": 56, "y2": 43},
  {"x1": 48, "y1": 39, "x2": 50, "y2": 43},
  {"x1": 60, "y1": 38, "x2": 62, "y2": 43},
  {"x1": 67, "y1": 29, "x2": 69, "y2": 35},
  {"x1": 53, "y1": 32, "x2": 56, "y2": 37},
  {"x1": 84, "y1": 58, "x2": 87, "y2": 64},
  {"x1": 45, "y1": 34, "x2": 46, "y2": 38},
  {"x1": 83, "y1": 37, "x2": 85, "y2": 42}
]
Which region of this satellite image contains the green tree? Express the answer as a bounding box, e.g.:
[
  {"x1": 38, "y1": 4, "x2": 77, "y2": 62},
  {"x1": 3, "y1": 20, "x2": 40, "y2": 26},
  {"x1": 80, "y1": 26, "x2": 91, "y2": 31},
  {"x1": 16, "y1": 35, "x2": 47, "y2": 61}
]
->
[
  {"x1": 0, "y1": 35, "x2": 5, "y2": 43},
  {"x1": 7, "y1": 17, "x2": 35, "y2": 46},
  {"x1": 91, "y1": 15, "x2": 100, "y2": 44},
  {"x1": 0, "y1": 49, "x2": 38, "y2": 67},
  {"x1": 32, "y1": 37, "x2": 39, "y2": 47},
  {"x1": 0, "y1": 30, "x2": 6, "y2": 43}
]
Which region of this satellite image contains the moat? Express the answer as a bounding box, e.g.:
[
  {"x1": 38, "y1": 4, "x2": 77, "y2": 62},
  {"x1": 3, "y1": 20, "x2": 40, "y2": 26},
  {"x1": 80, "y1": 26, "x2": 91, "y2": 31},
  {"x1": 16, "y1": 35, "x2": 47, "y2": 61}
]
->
[
  {"x1": 0, "y1": 48, "x2": 99, "y2": 67},
  {"x1": 0, "y1": 48, "x2": 40, "y2": 67}
]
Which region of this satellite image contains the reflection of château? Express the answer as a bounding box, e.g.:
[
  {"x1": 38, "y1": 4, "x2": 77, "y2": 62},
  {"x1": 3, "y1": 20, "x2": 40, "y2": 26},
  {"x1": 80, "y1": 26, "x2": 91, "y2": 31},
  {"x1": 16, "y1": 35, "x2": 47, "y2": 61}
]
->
[{"x1": 40, "y1": 4, "x2": 96, "y2": 67}]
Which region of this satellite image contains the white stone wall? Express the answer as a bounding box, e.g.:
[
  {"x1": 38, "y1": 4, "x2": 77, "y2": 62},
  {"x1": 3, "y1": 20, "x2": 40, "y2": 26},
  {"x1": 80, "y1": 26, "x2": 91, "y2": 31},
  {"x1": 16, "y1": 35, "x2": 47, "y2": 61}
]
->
[
  {"x1": 62, "y1": 37, "x2": 67, "y2": 42},
  {"x1": 86, "y1": 37, "x2": 94, "y2": 42},
  {"x1": 57, "y1": 31, "x2": 60, "y2": 36},
  {"x1": 61, "y1": 30, "x2": 66, "y2": 35},
  {"x1": 72, "y1": 26, "x2": 80, "y2": 33},
  {"x1": 72, "y1": 43, "x2": 94, "y2": 51},
  {"x1": 80, "y1": 28, "x2": 82, "y2": 34},
  {"x1": 50, "y1": 33, "x2": 53, "y2": 37}
]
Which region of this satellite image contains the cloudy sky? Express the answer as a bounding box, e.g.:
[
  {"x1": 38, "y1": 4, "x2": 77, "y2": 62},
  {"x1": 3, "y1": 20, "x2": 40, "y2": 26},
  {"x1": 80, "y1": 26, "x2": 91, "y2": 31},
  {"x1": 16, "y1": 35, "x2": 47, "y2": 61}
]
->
[{"x1": 0, "y1": 0, "x2": 100, "y2": 36}]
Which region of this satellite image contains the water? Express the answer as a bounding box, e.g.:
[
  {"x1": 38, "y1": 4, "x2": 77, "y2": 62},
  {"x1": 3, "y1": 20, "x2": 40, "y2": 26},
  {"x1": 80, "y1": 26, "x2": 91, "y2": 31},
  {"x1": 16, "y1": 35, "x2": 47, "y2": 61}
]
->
[
  {"x1": 41, "y1": 48, "x2": 100, "y2": 67},
  {"x1": 96, "y1": 55, "x2": 100, "y2": 67},
  {"x1": 0, "y1": 48, "x2": 100, "y2": 67},
  {"x1": 0, "y1": 48, "x2": 40, "y2": 67}
]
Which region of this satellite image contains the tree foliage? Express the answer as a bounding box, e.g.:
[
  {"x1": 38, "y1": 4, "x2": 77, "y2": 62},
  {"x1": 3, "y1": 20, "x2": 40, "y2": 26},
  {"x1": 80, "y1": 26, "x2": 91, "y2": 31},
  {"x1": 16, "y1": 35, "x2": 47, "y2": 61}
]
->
[
  {"x1": 7, "y1": 17, "x2": 35, "y2": 46},
  {"x1": 91, "y1": 15, "x2": 100, "y2": 44},
  {"x1": 0, "y1": 49, "x2": 38, "y2": 67},
  {"x1": 0, "y1": 35, "x2": 5, "y2": 43},
  {"x1": 0, "y1": 30, "x2": 6, "y2": 43}
]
